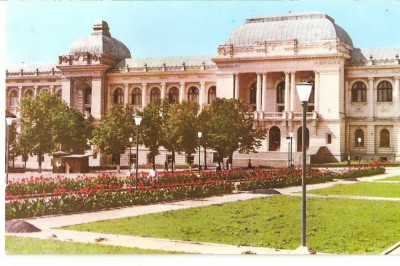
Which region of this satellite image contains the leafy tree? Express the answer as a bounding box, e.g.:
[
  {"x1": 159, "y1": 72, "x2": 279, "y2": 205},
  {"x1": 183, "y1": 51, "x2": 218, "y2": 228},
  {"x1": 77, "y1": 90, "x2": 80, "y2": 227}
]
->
[
  {"x1": 165, "y1": 101, "x2": 199, "y2": 170},
  {"x1": 198, "y1": 105, "x2": 212, "y2": 169},
  {"x1": 8, "y1": 123, "x2": 18, "y2": 168},
  {"x1": 207, "y1": 98, "x2": 266, "y2": 167},
  {"x1": 92, "y1": 104, "x2": 135, "y2": 172}
]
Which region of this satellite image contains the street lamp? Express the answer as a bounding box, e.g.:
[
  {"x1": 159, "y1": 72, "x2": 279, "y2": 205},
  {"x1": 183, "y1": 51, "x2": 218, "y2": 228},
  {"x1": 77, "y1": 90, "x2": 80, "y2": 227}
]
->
[
  {"x1": 358, "y1": 137, "x2": 362, "y2": 166},
  {"x1": 296, "y1": 80, "x2": 313, "y2": 248},
  {"x1": 6, "y1": 117, "x2": 14, "y2": 185},
  {"x1": 134, "y1": 116, "x2": 142, "y2": 190},
  {"x1": 289, "y1": 132, "x2": 294, "y2": 167},
  {"x1": 129, "y1": 137, "x2": 133, "y2": 166},
  {"x1": 286, "y1": 132, "x2": 294, "y2": 167},
  {"x1": 198, "y1": 132, "x2": 202, "y2": 173}
]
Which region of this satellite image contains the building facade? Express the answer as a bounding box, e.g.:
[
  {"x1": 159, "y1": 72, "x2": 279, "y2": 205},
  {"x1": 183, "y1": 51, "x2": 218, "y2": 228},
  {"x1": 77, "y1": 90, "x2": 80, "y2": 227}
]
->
[{"x1": 6, "y1": 12, "x2": 400, "y2": 169}]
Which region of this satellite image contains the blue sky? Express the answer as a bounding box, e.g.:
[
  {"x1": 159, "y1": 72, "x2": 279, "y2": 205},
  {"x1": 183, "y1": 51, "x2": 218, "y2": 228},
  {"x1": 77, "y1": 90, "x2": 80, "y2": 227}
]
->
[{"x1": 5, "y1": 1, "x2": 400, "y2": 64}]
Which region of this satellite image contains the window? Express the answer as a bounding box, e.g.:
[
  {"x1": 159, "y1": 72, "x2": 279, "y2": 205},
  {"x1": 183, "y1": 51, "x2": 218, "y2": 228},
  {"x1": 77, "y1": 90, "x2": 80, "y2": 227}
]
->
[
  {"x1": 355, "y1": 129, "x2": 364, "y2": 147},
  {"x1": 351, "y1": 82, "x2": 367, "y2": 102},
  {"x1": 269, "y1": 126, "x2": 281, "y2": 151},
  {"x1": 276, "y1": 82, "x2": 285, "y2": 104},
  {"x1": 40, "y1": 89, "x2": 49, "y2": 95},
  {"x1": 380, "y1": 129, "x2": 390, "y2": 147},
  {"x1": 25, "y1": 90, "x2": 34, "y2": 98},
  {"x1": 168, "y1": 87, "x2": 179, "y2": 104},
  {"x1": 9, "y1": 91, "x2": 18, "y2": 107},
  {"x1": 150, "y1": 87, "x2": 161, "y2": 103},
  {"x1": 327, "y1": 134, "x2": 332, "y2": 144},
  {"x1": 56, "y1": 90, "x2": 62, "y2": 99},
  {"x1": 308, "y1": 81, "x2": 315, "y2": 104},
  {"x1": 84, "y1": 87, "x2": 92, "y2": 105},
  {"x1": 188, "y1": 86, "x2": 199, "y2": 103},
  {"x1": 113, "y1": 88, "x2": 124, "y2": 104},
  {"x1": 297, "y1": 127, "x2": 310, "y2": 152},
  {"x1": 277, "y1": 106, "x2": 285, "y2": 112},
  {"x1": 208, "y1": 86, "x2": 216, "y2": 104},
  {"x1": 250, "y1": 82, "x2": 256, "y2": 104},
  {"x1": 131, "y1": 88, "x2": 142, "y2": 105},
  {"x1": 377, "y1": 81, "x2": 392, "y2": 102}
]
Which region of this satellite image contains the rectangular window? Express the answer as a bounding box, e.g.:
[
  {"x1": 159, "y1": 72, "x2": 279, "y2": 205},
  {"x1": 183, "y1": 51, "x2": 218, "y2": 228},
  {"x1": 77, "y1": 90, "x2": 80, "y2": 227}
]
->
[
  {"x1": 307, "y1": 105, "x2": 314, "y2": 112},
  {"x1": 327, "y1": 134, "x2": 332, "y2": 144},
  {"x1": 277, "y1": 106, "x2": 284, "y2": 112}
]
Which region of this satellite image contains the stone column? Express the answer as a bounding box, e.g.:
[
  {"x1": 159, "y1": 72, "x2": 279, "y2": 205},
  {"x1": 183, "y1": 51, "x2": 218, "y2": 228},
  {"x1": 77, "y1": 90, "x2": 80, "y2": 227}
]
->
[
  {"x1": 199, "y1": 82, "x2": 205, "y2": 108},
  {"x1": 91, "y1": 77, "x2": 103, "y2": 120},
  {"x1": 49, "y1": 85, "x2": 55, "y2": 94},
  {"x1": 290, "y1": 71, "x2": 296, "y2": 111},
  {"x1": 142, "y1": 83, "x2": 147, "y2": 107},
  {"x1": 314, "y1": 71, "x2": 320, "y2": 112},
  {"x1": 34, "y1": 85, "x2": 38, "y2": 97},
  {"x1": 61, "y1": 78, "x2": 72, "y2": 107},
  {"x1": 124, "y1": 83, "x2": 129, "y2": 106},
  {"x1": 107, "y1": 86, "x2": 113, "y2": 110},
  {"x1": 262, "y1": 73, "x2": 267, "y2": 111},
  {"x1": 368, "y1": 77, "x2": 374, "y2": 118},
  {"x1": 345, "y1": 80, "x2": 350, "y2": 115},
  {"x1": 234, "y1": 74, "x2": 239, "y2": 100},
  {"x1": 284, "y1": 72, "x2": 290, "y2": 111},
  {"x1": 161, "y1": 82, "x2": 166, "y2": 99},
  {"x1": 179, "y1": 82, "x2": 185, "y2": 103},
  {"x1": 18, "y1": 86, "x2": 22, "y2": 103},
  {"x1": 394, "y1": 76, "x2": 400, "y2": 117},
  {"x1": 256, "y1": 73, "x2": 262, "y2": 111}
]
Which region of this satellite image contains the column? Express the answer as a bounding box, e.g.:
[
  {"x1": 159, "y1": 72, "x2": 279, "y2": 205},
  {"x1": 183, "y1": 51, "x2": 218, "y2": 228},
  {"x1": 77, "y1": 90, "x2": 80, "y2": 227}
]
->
[
  {"x1": 18, "y1": 86, "x2": 22, "y2": 103},
  {"x1": 124, "y1": 83, "x2": 129, "y2": 106},
  {"x1": 199, "y1": 82, "x2": 205, "y2": 108},
  {"x1": 49, "y1": 85, "x2": 55, "y2": 94},
  {"x1": 290, "y1": 71, "x2": 296, "y2": 111},
  {"x1": 394, "y1": 76, "x2": 400, "y2": 117},
  {"x1": 179, "y1": 82, "x2": 185, "y2": 103},
  {"x1": 91, "y1": 77, "x2": 103, "y2": 120},
  {"x1": 262, "y1": 73, "x2": 267, "y2": 111},
  {"x1": 34, "y1": 85, "x2": 38, "y2": 97},
  {"x1": 161, "y1": 82, "x2": 166, "y2": 99},
  {"x1": 234, "y1": 74, "x2": 239, "y2": 100},
  {"x1": 256, "y1": 73, "x2": 262, "y2": 111},
  {"x1": 314, "y1": 71, "x2": 320, "y2": 112},
  {"x1": 107, "y1": 86, "x2": 112, "y2": 110},
  {"x1": 368, "y1": 77, "x2": 374, "y2": 118},
  {"x1": 142, "y1": 83, "x2": 147, "y2": 107},
  {"x1": 345, "y1": 80, "x2": 350, "y2": 115},
  {"x1": 61, "y1": 78, "x2": 72, "y2": 107},
  {"x1": 284, "y1": 72, "x2": 290, "y2": 111}
]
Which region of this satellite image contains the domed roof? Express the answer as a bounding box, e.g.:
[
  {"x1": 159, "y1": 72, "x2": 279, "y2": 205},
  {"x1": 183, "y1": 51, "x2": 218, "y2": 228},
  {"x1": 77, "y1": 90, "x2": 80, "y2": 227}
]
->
[
  {"x1": 69, "y1": 20, "x2": 131, "y2": 59},
  {"x1": 226, "y1": 12, "x2": 353, "y2": 47}
]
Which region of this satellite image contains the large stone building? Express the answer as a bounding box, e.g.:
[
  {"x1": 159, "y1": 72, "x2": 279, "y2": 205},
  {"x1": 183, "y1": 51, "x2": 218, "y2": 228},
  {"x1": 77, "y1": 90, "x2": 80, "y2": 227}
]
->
[{"x1": 5, "y1": 12, "x2": 400, "y2": 169}]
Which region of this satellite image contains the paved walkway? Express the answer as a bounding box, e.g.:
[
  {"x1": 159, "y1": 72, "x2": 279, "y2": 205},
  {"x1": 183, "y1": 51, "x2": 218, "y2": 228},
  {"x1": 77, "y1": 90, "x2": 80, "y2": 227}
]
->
[{"x1": 6, "y1": 166, "x2": 400, "y2": 254}]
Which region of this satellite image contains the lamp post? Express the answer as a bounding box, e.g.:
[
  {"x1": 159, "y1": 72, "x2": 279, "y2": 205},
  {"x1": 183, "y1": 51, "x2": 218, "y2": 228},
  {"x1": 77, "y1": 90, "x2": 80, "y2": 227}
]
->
[
  {"x1": 296, "y1": 80, "x2": 313, "y2": 248},
  {"x1": 358, "y1": 137, "x2": 362, "y2": 166},
  {"x1": 129, "y1": 137, "x2": 133, "y2": 166},
  {"x1": 286, "y1": 137, "x2": 291, "y2": 167},
  {"x1": 289, "y1": 132, "x2": 293, "y2": 167},
  {"x1": 198, "y1": 132, "x2": 202, "y2": 173},
  {"x1": 134, "y1": 116, "x2": 142, "y2": 190},
  {"x1": 6, "y1": 117, "x2": 14, "y2": 185}
]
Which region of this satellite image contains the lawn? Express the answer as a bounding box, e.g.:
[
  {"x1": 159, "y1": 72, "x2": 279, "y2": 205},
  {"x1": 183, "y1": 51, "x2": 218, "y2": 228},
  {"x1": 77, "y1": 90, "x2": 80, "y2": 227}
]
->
[
  {"x1": 309, "y1": 182, "x2": 400, "y2": 198},
  {"x1": 5, "y1": 236, "x2": 185, "y2": 254},
  {"x1": 379, "y1": 175, "x2": 400, "y2": 181},
  {"x1": 63, "y1": 195, "x2": 400, "y2": 254}
]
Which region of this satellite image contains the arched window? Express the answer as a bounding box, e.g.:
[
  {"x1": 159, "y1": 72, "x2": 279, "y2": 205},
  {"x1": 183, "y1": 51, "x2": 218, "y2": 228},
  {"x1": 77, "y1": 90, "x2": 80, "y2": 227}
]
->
[
  {"x1": 113, "y1": 88, "x2": 124, "y2": 104},
  {"x1": 380, "y1": 129, "x2": 390, "y2": 147},
  {"x1": 355, "y1": 129, "x2": 364, "y2": 147},
  {"x1": 84, "y1": 87, "x2": 92, "y2": 105},
  {"x1": 56, "y1": 90, "x2": 62, "y2": 99},
  {"x1": 276, "y1": 82, "x2": 285, "y2": 104},
  {"x1": 9, "y1": 91, "x2": 18, "y2": 107},
  {"x1": 352, "y1": 82, "x2": 367, "y2": 102},
  {"x1": 269, "y1": 126, "x2": 281, "y2": 151},
  {"x1": 188, "y1": 86, "x2": 199, "y2": 103},
  {"x1": 40, "y1": 89, "x2": 49, "y2": 95},
  {"x1": 250, "y1": 82, "x2": 256, "y2": 104},
  {"x1": 25, "y1": 90, "x2": 34, "y2": 98},
  {"x1": 377, "y1": 81, "x2": 392, "y2": 102},
  {"x1": 150, "y1": 87, "x2": 161, "y2": 103},
  {"x1": 168, "y1": 87, "x2": 179, "y2": 104},
  {"x1": 131, "y1": 88, "x2": 142, "y2": 105},
  {"x1": 297, "y1": 127, "x2": 310, "y2": 152},
  {"x1": 208, "y1": 86, "x2": 216, "y2": 104}
]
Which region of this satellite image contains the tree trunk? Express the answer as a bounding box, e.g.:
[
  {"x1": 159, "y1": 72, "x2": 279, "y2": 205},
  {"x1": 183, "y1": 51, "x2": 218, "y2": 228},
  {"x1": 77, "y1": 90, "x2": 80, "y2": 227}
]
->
[
  {"x1": 117, "y1": 154, "x2": 121, "y2": 173},
  {"x1": 153, "y1": 154, "x2": 156, "y2": 169},
  {"x1": 204, "y1": 147, "x2": 207, "y2": 170},
  {"x1": 172, "y1": 150, "x2": 175, "y2": 173},
  {"x1": 187, "y1": 153, "x2": 192, "y2": 172},
  {"x1": 38, "y1": 153, "x2": 42, "y2": 173}
]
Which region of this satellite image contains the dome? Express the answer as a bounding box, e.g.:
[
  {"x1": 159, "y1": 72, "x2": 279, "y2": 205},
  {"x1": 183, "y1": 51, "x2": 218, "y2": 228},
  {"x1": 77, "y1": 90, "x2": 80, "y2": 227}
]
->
[
  {"x1": 69, "y1": 20, "x2": 131, "y2": 59},
  {"x1": 226, "y1": 12, "x2": 353, "y2": 47}
]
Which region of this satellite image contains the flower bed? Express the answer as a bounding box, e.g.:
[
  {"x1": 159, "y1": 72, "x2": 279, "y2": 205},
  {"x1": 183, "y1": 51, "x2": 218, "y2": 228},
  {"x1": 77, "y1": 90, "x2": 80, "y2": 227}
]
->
[{"x1": 6, "y1": 180, "x2": 233, "y2": 220}]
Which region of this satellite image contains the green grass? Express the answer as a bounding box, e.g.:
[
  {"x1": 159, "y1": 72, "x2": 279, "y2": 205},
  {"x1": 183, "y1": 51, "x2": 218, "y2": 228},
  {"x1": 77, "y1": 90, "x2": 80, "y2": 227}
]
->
[
  {"x1": 379, "y1": 176, "x2": 400, "y2": 181},
  {"x1": 5, "y1": 236, "x2": 185, "y2": 254},
  {"x1": 309, "y1": 182, "x2": 400, "y2": 198},
  {"x1": 62, "y1": 196, "x2": 400, "y2": 254}
]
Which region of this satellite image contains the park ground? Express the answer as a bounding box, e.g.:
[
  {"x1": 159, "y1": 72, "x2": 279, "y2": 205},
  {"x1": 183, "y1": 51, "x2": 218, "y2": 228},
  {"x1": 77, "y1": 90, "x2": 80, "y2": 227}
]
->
[{"x1": 5, "y1": 167, "x2": 400, "y2": 255}]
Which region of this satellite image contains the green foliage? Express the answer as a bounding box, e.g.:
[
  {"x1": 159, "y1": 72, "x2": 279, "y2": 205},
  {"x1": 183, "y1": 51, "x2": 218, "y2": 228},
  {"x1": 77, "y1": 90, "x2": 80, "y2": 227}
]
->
[
  {"x1": 92, "y1": 104, "x2": 135, "y2": 164},
  {"x1": 206, "y1": 98, "x2": 266, "y2": 163},
  {"x1": 309, "y1": 182, "x2": 400, "y2": 198}
]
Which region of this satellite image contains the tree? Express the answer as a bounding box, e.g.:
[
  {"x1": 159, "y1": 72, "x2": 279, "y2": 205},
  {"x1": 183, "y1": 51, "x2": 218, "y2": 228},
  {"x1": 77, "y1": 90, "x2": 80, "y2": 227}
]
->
[
  {"x1": 207, "y1": 98, "x2": 266, "y2": 167},
  {"x1": 198, "y1": 105, "x2": 212, "y2": 169},
  {"x1": 92, "y1": 104, "x2": 135, "y2": 172},
  {"x1": 138, "y1": 99, "x2": 167, "y2": 167},
  {"x1": 165, "y1": 101, "x2": 199, "y2": 170}
]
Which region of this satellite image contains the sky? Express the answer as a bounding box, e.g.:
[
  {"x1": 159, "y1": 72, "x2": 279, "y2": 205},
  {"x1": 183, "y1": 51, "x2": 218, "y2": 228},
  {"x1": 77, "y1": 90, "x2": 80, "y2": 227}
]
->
[{"x1": 4, "y1": 1, "x2": 400, "y2": 64}]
